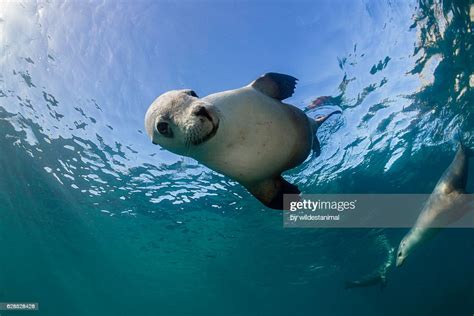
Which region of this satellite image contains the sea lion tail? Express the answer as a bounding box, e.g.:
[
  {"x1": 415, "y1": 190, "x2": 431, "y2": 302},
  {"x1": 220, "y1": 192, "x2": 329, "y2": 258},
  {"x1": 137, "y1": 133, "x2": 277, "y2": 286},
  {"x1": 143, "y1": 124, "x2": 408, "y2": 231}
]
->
[{"x1": 312, "y1": 109, "x2": 342, "y2": 157}]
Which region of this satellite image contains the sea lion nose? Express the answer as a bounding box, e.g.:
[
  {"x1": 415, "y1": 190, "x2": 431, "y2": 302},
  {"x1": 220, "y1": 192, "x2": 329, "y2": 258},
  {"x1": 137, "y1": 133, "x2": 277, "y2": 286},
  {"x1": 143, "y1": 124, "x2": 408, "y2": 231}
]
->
[
  {"x1": 193, "y1": 106, "x2": 212, "y2": 121},
  {"x1": 194, "y1": 106, "x2": 207, "y2": 116}
]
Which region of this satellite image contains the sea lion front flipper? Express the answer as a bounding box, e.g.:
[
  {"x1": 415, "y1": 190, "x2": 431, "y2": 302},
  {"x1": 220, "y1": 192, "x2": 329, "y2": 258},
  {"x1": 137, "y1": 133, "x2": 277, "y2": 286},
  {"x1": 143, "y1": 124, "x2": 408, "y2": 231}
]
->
[
  {"x1": 246, "y1": 176, "x2": 300, "y2": 210},
  {"x1": 250, "y1": 73, "x2": 298, "y2": 101}
]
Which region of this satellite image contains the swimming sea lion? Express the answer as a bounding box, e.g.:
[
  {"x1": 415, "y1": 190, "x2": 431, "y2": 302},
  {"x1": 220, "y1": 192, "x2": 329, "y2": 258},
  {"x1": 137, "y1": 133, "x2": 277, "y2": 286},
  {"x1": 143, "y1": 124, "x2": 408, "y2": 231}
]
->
[
  {"x1": 144, "y1": 73, "x2": 341, "y2": 209},
  {"x1": 345, "y1": 235, "x2": 394, "y2": 291},
  {"x1": 345, "y1": 273, "x2": 387, "y2": 291},
  {"x1": 396, "y1": 143, "x2": 472, "y2": 266}
]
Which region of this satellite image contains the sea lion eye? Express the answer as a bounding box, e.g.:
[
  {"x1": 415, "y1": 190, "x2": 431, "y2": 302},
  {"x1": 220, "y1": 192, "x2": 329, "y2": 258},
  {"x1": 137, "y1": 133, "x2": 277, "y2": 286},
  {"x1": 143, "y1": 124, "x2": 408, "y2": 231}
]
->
[
  {"x1": 156, "y1": 122, "x2": 173, "y2": 137},
  {"x1": 398, "y1": 251, "x2": 402, "y2": 257}
]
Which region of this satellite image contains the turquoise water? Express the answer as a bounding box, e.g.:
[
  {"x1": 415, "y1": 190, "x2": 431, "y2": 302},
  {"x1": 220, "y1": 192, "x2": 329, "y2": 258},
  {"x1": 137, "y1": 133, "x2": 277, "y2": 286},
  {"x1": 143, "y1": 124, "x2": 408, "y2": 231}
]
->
[{"x1": 1, "y1": 0, "x2": 473, "y2": 315}]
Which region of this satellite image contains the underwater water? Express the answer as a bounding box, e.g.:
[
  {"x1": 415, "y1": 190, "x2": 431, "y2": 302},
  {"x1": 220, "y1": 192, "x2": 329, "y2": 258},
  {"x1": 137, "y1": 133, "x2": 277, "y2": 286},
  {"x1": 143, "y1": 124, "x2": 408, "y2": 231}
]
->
[{"x1": 0, "y1": 0, "x2": 473, "y2": 315}]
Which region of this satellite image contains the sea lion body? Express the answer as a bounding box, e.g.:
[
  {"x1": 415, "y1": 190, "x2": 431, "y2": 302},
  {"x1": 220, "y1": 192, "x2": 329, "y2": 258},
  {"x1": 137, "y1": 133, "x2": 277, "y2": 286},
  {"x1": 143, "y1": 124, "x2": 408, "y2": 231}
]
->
[
  {"x1": 191, "y1": 86, "x2": 313, "y2": 184},
  {"x1": 396, "y1": 144, "x2": 472, "y2": 266},
  {"x1": 345, "y1": 274, "x2": 387, "y2": 290},
  {"x1": 144, "y1": 73, "x2": 341, "y2": 209}
]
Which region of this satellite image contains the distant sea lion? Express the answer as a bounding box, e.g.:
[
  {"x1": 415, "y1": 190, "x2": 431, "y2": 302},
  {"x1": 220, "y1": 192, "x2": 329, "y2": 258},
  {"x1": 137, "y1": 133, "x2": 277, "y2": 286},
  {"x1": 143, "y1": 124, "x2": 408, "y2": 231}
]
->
[
  {"x1": 345, "y1": 235, "x2": 394, "y2": 291},
  {"x1": 396, "y1": 143, "x2": 473, "y2": 267},
  {"x1": 345, "y1": 273, "x2": 387, "y2": 291},
  {"x1": 144, "y1": 73, "x2": 341, "y2": 209}
]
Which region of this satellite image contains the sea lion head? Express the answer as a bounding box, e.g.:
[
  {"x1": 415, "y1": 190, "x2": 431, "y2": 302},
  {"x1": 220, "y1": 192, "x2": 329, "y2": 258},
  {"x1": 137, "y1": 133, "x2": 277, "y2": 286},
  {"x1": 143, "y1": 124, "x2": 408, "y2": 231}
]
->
[
  {"x1": 396, "y1": 227, "x2": 425, "y2": 267},
  {"x1": 396, "y1": 238, "x2": 408, "y2": 267},
  {"x1": 144, "y1": 89, "x2": 219, "y2": 155}
]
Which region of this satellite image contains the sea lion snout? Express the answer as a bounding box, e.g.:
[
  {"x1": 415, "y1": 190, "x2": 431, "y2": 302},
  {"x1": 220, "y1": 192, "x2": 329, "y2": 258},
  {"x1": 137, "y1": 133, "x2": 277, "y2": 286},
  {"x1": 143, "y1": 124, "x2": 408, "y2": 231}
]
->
[
  {"x1": 189, "y1": 103, "x2": 220, "y2": 132},
  {"x1": 193, "y1": 106, "x2": 213, "y2": 122},
  {"x1": 396, "y1": 240, "x2": 407, "y2": 267},
  {"x1": 186, "y1": 104, "x2": 219, "y2": 146},
  {"x1": 395, "y1": 256, "x2": 404, "y2": 267}
]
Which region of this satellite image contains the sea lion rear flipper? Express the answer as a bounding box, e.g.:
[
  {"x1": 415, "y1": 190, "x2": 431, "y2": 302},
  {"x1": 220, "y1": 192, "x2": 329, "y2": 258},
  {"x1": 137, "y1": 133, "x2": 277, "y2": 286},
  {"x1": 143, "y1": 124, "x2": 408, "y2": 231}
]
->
[
  {"x1": 246, "y1": 176, "x2": 300, "y2": 210},
  {"x1": 312, "y1": 110, "x2": 342, "y2": 157},
  {"x1": 250, "y1": 73, "x2": 298, "y2": 101},
  {"x1": 312, "y1": 137, "x2": 321, "y2": 157}
]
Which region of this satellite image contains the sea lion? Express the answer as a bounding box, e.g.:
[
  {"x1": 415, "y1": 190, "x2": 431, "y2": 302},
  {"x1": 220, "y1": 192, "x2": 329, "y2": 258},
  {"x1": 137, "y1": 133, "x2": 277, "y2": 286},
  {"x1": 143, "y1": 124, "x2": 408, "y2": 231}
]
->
[
  {"x1": 345, "y1": 273, "x2": 387, "y2": 291},
  {"x1": 345, "y1": 235, "x2": 394, "y2": 291},
  {"x1": 396, "y1": 143, "x2": 472, "y2": 267},
  {"x1": 144, "y1": 73, "x2": 341, "y2": 209}
]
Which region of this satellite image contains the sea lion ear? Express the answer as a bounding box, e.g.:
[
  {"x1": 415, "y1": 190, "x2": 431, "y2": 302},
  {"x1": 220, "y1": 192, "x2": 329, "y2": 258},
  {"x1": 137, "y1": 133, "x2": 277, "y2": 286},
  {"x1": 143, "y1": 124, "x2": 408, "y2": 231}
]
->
[
  {"x1": 250, "y1": 72, "x2": 298, "y2": 101},
  {"x1": 183, "y1": 89, "x2": 199, "y2": 98}
]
